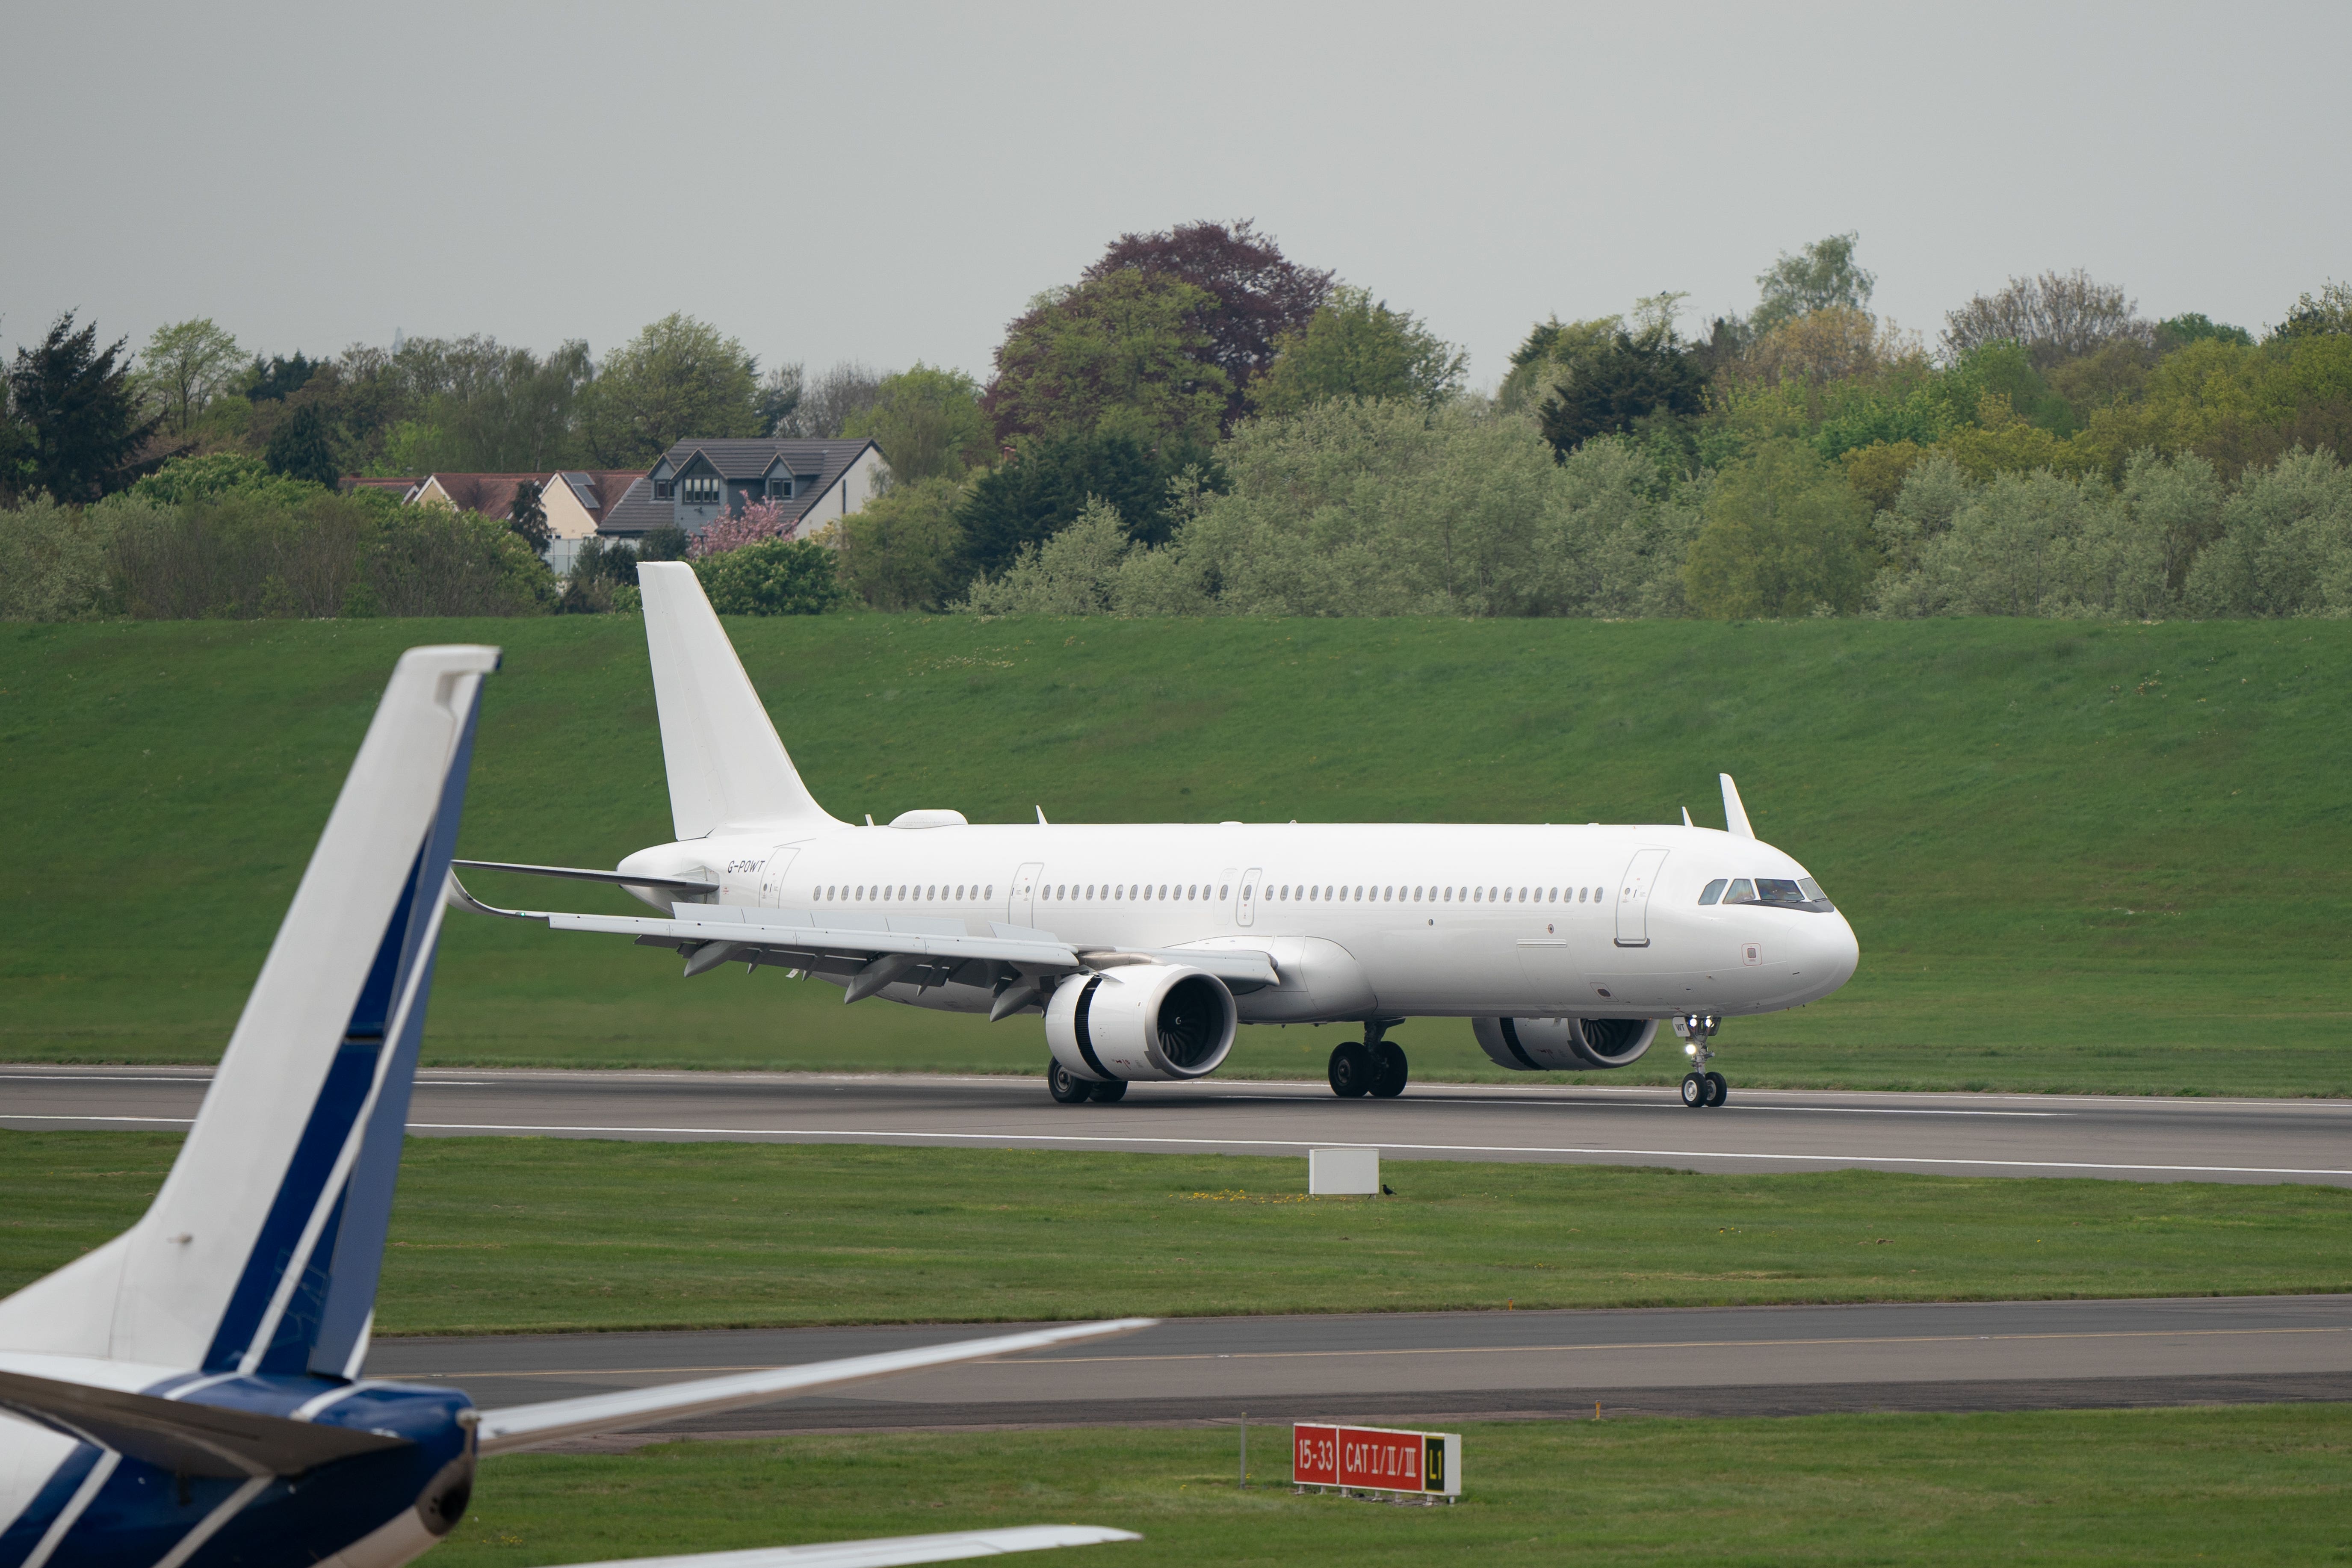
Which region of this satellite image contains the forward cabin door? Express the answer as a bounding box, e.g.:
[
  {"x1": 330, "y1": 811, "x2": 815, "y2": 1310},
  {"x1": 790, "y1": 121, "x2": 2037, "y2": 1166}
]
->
[
  {"x1": 758, "y1": 850, "x2": 800, "y2": 909},
  {"x1": 1010, "y1": 861, "x2": 1043, "y2": 926},
  {"x1": 1613, "y1": 848, "x2": 1668, "y2": 947}
]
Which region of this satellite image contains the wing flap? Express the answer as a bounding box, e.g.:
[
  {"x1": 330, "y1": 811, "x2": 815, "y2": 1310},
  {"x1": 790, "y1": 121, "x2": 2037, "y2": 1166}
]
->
[
  {"x1": 476, "y1": 1319, "x2": 1154, "y2": 1455},
  {"x1": 547, "y1": 911, "x2": 1083, "y2": 971},
  {"x1": 0, "y1": 1369, "x2": 408, "y2": 1478},
  {"x1": 536, "y1": 1525, "x2": 1138, "y2": 1568}
]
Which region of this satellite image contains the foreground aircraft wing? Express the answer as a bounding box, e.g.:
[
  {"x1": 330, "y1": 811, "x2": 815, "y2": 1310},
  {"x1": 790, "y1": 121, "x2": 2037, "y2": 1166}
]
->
[
  {"x1": 475, "y1": 1318, "x2": 1157, "y2": 1454},
  {"x1": 534, "y1": 1526, "x2": 1139, "y2": 1568}
]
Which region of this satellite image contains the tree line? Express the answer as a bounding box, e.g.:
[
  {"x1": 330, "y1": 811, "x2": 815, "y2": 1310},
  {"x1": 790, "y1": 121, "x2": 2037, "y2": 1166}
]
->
[{"x1": 5, "y1": 220, "x2": 2349, "y2": 620}]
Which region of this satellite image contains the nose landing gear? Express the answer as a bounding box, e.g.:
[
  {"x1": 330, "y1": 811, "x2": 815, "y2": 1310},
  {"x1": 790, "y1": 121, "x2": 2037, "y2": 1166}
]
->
[{"x1": 1674, "y1": 1014, "x2": 1726, "y2": 1108}]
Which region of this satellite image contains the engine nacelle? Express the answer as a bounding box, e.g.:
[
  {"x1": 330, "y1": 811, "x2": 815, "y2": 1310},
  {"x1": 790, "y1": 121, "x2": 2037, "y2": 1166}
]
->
[
  {"x1": 1472, "y1": 1016, "x2": 1657, "y2": 1072},
  {"x1": 1046, "y1": 963, "x2": 1237, "y2": 1083}
]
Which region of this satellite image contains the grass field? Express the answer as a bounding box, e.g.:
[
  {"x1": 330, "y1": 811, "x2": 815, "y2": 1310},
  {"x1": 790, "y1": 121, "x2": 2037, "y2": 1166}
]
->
[
  {"x1": 8, "y1": 1134, "x2": 2345, "y2": 1332},
  {"x1": 6, "y1": 615, "x2": 2350, "y2": 1094},
  {"x1": 438, "y1": 1409, "x2": 2352, "y2": 1567}
]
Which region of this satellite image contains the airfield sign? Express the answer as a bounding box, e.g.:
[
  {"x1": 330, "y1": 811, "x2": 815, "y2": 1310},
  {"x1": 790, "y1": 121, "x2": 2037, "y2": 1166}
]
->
[{"x1": 1292, "y1": 1422, "x2": 1461, "y2": 1499}]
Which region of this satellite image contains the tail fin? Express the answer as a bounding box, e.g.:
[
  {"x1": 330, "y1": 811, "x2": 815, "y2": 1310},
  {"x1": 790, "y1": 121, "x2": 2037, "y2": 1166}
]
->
[
  {"x1": 0, "y1": 645, "x2": 499, "y2": 1377},
  {"x1": 638, "y1": 561, "x2": 840, "y2": 839}
]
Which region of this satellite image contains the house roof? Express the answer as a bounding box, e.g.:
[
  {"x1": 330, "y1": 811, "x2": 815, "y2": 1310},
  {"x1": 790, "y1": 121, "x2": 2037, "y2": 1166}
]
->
[
  {"x1": 341, "y1": 475, "x2": 421, "y2": 497},
  {"x1": 419, "y1": 472, "x2": 546, "y2": 519},
  {"x1": 659, "y1": 438, "x2": 876, "y2": 481},
  {"x1": 598, "y1": 439, "x2": 881, "y2": 537}
]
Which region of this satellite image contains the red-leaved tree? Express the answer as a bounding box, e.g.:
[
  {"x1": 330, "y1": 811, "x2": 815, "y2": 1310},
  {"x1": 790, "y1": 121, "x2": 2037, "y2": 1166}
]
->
[{"x1": 687, "y1": 498, "x2": 809, "y2": 559}]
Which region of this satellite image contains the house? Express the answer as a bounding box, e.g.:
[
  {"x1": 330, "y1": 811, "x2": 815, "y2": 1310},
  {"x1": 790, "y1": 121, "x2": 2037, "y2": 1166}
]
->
[
  {"x1": 595, "y1": 438, "x2": 885, "y2": 548},
  {"x1": 407, "y1": 470, "x2": 644, "y2": 572}
]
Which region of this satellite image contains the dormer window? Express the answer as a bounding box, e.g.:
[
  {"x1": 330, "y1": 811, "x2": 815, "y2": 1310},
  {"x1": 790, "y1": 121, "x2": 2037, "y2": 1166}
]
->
[
  {"x1": 653, "y1": 479, "x2": 674, "y2": 500},
  {"x1": 682, "y1": 475, "x2": 721, "y2": 506},
  {"x1": 767, "y1": 476, "x2": 792, "y2": 499}
]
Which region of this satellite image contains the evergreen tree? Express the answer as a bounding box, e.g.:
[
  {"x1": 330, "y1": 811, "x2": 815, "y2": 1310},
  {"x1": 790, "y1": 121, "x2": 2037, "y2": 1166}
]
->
[
  {"x1": 264, "y1": 401, "x2": 342, "y2": 488},
  {"x1": 4, "y1": 312, "x2": 165, "y2": 501}
]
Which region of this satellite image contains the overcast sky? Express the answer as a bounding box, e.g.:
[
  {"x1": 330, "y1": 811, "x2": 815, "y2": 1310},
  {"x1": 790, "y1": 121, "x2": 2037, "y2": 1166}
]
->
[{"x1": 8, "y1": 1, "x2": 2346, "y2": 388}]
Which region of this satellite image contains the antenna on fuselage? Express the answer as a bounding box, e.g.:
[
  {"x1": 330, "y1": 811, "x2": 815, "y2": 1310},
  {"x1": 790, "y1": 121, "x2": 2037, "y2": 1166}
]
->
[
  {"x1": 1037, "y1": 806, "x2": 1049, "y2": 825},
  {"x1": 1681, "y1": 806, "x2": 1693, "y2": 827}
]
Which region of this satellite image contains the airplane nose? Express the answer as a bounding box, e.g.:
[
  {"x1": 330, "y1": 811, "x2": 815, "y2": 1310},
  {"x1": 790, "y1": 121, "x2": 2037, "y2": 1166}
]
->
[{"x1": 1822, "y1": 912, "x2": 1860, "y2": 990}]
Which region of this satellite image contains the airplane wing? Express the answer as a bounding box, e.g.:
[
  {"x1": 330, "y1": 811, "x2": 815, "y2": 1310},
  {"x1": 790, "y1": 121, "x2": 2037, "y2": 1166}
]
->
[
  {"x1": 447, "y1": 873, "x2": 1278, "y2": 996},
  {"x1": 475, "y1": 1319, "x2": 1156, "y2": 1455},
  {"x1": 532, "y1": 1525, "x2": 1138, "y2": 1568}
]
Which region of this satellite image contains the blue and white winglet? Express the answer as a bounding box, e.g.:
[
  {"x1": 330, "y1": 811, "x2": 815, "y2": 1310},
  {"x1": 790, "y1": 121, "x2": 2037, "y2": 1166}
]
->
[{"x1": 0, "y1": 645, "x2": 1143, "y2": 1568}]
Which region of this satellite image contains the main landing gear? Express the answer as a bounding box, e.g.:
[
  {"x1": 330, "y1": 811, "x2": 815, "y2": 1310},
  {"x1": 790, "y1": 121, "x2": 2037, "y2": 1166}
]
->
[
  {"x1": 1046, "y1": 1061, "x2": 1128, "y2": 1104},
  {"x1": 1329, "y1": 1024, "x2": 1409, "y2": 1100},
  {"x1": 1674, "y1": 1013, "x2": 1727, "y2": 1109}
]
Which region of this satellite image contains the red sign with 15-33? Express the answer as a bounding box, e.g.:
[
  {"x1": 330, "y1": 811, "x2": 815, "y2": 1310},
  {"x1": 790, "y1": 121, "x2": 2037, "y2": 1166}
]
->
[{"x1": 1292, "y1": 1423, "x2": 1461, "y2": 1497}]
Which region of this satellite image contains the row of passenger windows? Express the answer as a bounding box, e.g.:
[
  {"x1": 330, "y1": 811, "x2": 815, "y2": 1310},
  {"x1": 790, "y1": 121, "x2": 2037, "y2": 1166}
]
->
[
  {"x1": 1253, "y1": 884, "x2": 1607, "y2": 904},
  {"x1": 1698, "y1": 877, "x2": 1826, "y2": 907},
  {"x1": 816, "y1": 884, "x2": 995, "y2": 903},
  {"x1": 1030, "y1": 882, "x2": 1612, "y2": 905},
  {"x1": 808, "y1": 880, "x2": 1622, "y2": 907}
]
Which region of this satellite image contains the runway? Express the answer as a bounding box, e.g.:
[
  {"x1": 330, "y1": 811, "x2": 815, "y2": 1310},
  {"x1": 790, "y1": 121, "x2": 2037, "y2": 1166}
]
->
[
  {"x1": 363, "y1": 1295, "x2": 2352, "y2": 1444},
  {"x1": 7, "y1": 1065, "x2": 2350, "y2": 1184}
]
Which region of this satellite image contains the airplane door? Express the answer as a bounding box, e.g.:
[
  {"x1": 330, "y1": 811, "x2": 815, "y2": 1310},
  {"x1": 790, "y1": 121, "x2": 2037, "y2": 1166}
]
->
[
  {"x1": 1237, "y1": 867, "x2": 1262, "y2": 927},
  {"x1": 1215, "y1": 866, "x2": 1237, "y2": 929},
  {"x1": 1011, "y1": 861, "x2": 1043, "y2": 926},
  {"x1": 1614, "y1": 848, "x2": 1668, "y2": 947},
  {"x1": 758, "y1": 849, "x2": 799, "y2": 908}
]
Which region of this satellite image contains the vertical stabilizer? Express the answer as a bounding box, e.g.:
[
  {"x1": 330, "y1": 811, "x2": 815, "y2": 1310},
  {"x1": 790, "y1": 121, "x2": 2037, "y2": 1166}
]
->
[
  {"x1": 637, "y1": 562, "x2": 840, "y2": 840},
  {"x1": 0, "y1": 645, "x2": 498, "y2": 1373}
]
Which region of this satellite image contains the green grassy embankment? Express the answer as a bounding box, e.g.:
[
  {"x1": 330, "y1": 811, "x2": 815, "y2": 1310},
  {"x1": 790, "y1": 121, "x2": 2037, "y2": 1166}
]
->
[
  {"x1": 5, "y1": 615, "x2": 2349, "y2": 1093},
  {"x1": 439, "y1": 1409, "x2": 2352, "y2": 1568},
  {"x1": 7, "y1": 1136, "x2": 2344, "y2": 1332}
]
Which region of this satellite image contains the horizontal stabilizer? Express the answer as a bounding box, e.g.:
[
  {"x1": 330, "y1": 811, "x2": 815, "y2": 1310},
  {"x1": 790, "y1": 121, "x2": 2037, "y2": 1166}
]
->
[
  {"x1": 477, "y1": 1319, "x2": 1154, "y2": 1454},
  {"x1": 0, "y1": 1367, "x2": 408, "y2": 1478},
  {"x1": 541, "y1": 1525, "x2": 1139, "y2": 1568},
  {"x1": 455, "y1": 860, "x2": 719, "y2": 893}
]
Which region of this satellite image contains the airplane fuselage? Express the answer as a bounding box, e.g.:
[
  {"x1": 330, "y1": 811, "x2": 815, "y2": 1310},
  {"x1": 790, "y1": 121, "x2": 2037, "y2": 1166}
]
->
[{"x1": 619, "y1": 818, "x2": 1861, "y2": 1024}]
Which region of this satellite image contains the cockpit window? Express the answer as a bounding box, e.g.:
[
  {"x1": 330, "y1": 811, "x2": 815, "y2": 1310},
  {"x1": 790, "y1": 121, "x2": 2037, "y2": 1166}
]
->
[
  {"x1": 1717, "y1": 875, "x2": 1832, "y2": 910},
  {"x1": 1699, "y1": 879, "x2": 1728, "y2": 906},
  {"x1": 1799, "y1": 877, "x2": 1834, "y2": 910},
  {"x1": 1751, "y1": 878, "x2": 1808, "y2": 906},
  {"x1": 1723, "y1": 878, "x2": 1754, "y2": 904}
]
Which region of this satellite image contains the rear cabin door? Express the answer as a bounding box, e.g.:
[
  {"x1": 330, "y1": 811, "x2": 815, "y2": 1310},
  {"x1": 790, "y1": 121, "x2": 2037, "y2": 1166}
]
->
[
  {"x1": 1010, "y1": 861, "x2": 1043, "y2": 926},
  {"x1": 758, "y1": 850, "x2": 799, "y2": 909},
  {"x1": 1613, "y1": 848, "x2": 1668, "y2": 947}
]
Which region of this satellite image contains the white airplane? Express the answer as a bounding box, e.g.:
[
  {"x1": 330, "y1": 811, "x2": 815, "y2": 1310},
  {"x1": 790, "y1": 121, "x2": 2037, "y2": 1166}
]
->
[
  {"x1": 0, "y1": 644, "x2": 1143, "y2": 1568},
  {"x1": 452, "y1": 564, "x2": 1860, "y2": 1110}
]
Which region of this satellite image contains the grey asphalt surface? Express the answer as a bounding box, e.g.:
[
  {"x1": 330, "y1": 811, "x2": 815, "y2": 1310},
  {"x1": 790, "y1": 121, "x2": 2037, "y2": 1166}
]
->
[
  {"x1": 6, "y1": 1065, "x2": 2349, "y2": 1184},
  {"x1": 361, "y1": 1296, "x2": 2352, "y2": 1443}
]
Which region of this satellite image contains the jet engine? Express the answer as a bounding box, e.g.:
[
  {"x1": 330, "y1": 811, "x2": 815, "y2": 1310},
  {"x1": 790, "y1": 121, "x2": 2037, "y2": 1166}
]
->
[
  {"x1": 1472, "y1": 1016, "x2": 1656, "y2": 1072},
  {"x1": 1047, "y1": 963, "x2": 1238, "y2": 1082}
]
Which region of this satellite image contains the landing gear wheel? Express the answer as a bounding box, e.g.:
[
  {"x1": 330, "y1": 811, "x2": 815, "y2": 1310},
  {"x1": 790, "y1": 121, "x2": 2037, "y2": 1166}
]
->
[
  {"x1": 1370, "y1": 1042, "x2": 1409, "y2": 1098},
  {"x1": 1090, "y1": 1078, "x2": 1129, "y2": 1104},
  {"x1": 1047, "y1": 1061, "x2": 1095, "y2": 1104},
  {"x1": 1705, "y1": 1072, "x2": 1727, "y2": 1107},
  {"x1": 1329, "y1": 1042, "x2": 1374, "y2": 1098},
  {"x1": 1681, "y1": 1072, "x2": 1709, "y2": 1109}
]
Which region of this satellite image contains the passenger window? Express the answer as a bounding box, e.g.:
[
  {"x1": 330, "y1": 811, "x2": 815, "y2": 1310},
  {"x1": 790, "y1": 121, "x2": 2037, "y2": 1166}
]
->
[
  {"x1": 1725, "y1": 879, "x2": 1755, "y2": 904},
  {"x1": 1699, "y1": 879, "x2": 1728, "y2": 905},
  {"x1": 1222, "y1": 884, "x2": 1231, "y2": 899}
]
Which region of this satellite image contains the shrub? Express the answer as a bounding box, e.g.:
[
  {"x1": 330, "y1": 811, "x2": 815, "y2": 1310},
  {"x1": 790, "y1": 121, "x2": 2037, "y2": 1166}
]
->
[{"x1": 694, "y1": 537, "x2": 847, "y2": 615}]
